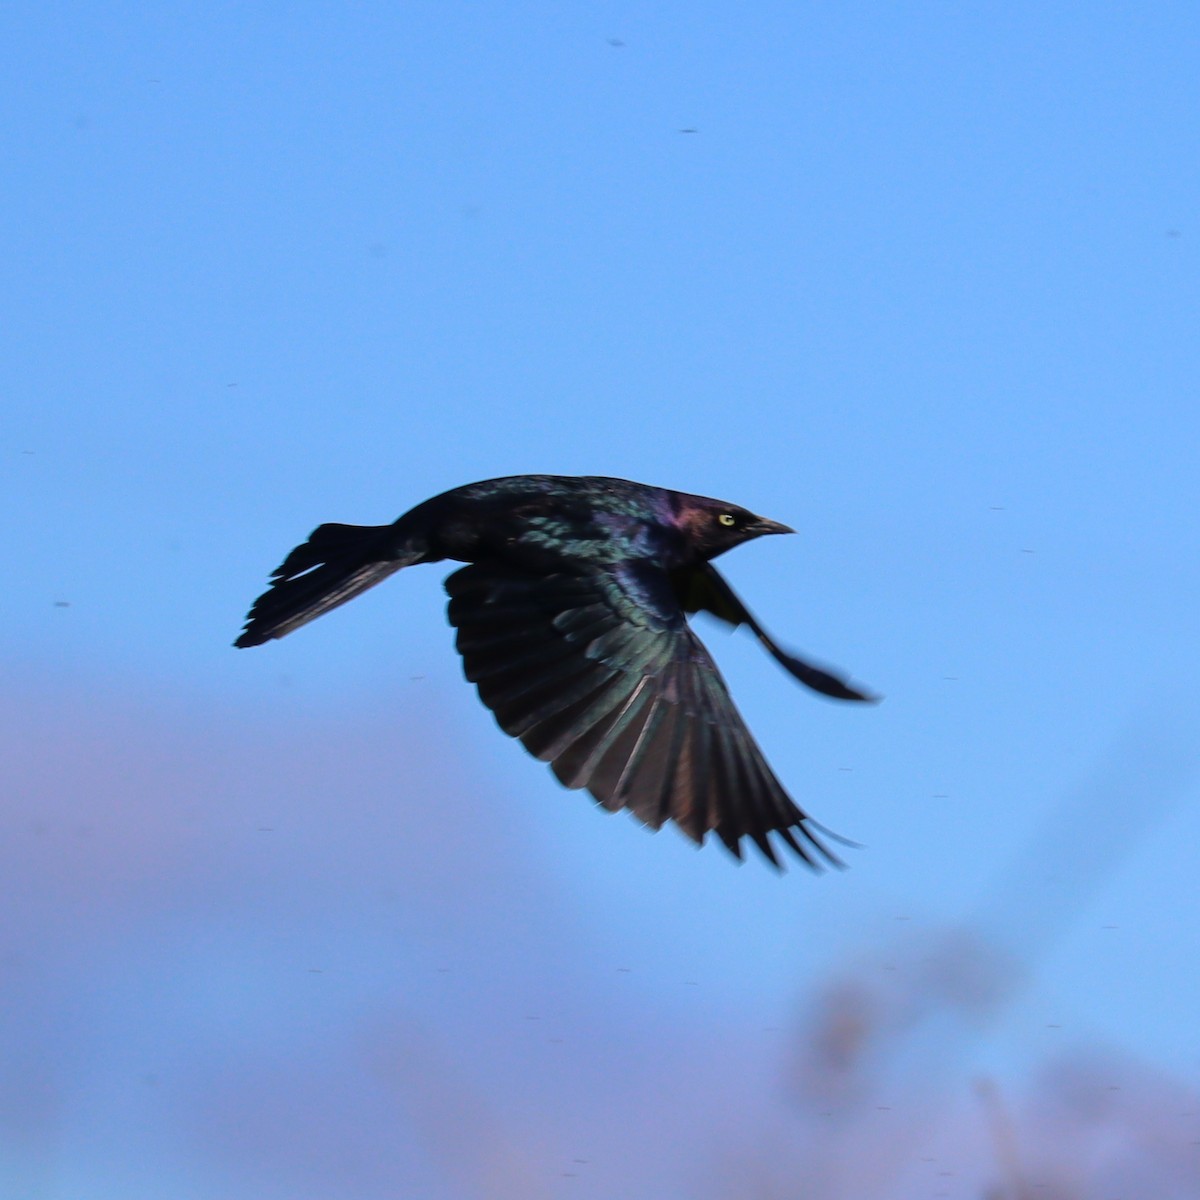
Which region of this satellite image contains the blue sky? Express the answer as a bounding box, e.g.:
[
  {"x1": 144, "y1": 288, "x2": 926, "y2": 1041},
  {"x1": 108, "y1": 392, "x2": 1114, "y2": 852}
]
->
[{"x1": 5, "y1": 4, "x2": 1200, "y2": 1197}]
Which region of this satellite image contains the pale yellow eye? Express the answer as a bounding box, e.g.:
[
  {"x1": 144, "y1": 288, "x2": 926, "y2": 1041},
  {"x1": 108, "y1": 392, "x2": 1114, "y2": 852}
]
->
[{"x1": 718, "y1": 513, "x2": 736, "y2": 527}]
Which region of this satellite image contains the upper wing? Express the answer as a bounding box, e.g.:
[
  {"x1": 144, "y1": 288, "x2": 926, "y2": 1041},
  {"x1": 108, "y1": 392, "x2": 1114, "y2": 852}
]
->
[
  {"x1": 673, "y1": 563, "x2": 879, "y2": 702},
  {"x1": 445, "y1": 559, "x2": 841, "y2": 869}
]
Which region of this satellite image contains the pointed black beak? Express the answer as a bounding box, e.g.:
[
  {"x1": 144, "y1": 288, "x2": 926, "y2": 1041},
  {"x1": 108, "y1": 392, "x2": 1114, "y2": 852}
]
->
[{"x1": 749, "y1": 516, "x2": 795, "y2": 536}]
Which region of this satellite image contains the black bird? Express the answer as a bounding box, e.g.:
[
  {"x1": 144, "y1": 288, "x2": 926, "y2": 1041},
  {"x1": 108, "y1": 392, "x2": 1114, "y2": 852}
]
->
[{"x1": 235, "y1": 475, "x2": 875, "y2": 868}]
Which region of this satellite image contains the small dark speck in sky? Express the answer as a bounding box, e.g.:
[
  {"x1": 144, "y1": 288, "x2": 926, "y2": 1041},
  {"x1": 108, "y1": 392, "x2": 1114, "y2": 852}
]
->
[
  {"x1": 607, "y1": 38, "x2": 625, "y2": 48},
  {"x1": 1166, "y1": 229, "x2": 1182, "y2": 237},
  {"x1": 678, "y1": 127, "x2": 698, "y2": 133},
  {"x1": 54, "y1": 601, "x2": 71, "y2": 608}
]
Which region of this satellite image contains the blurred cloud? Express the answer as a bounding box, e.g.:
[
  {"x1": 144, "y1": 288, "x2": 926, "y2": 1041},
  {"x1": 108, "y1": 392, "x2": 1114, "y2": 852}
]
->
[{"x1": 4, "y1": 678, "x2": 1197, "y2": 1198}]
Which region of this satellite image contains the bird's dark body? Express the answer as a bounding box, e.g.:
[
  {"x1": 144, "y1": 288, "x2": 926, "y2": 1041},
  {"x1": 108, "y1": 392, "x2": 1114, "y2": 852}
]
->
[
  {"x1": 408, "y1": 476, "x2": 686, "y2": 569},
  {"x1": 236, "y1": 474, "x2": 875, "y2": 868}
]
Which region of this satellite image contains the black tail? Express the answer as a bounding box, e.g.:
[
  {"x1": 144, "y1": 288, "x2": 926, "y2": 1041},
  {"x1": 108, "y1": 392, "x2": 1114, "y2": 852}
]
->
[{"x1": 235, "y1": 522, "x2": 426, "y2": 647}]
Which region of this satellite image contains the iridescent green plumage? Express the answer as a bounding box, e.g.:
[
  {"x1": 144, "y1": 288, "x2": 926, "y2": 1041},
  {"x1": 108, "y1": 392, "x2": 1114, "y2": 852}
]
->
[{"x1": 236, "y1": 474, "x2": 876, "y2": 868}]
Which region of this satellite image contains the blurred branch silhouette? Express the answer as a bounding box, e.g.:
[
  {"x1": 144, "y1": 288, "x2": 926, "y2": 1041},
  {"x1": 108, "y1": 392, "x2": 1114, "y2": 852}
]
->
[{"x1": 767, "y1": 709, "x2": 1200, "y2": 1198}]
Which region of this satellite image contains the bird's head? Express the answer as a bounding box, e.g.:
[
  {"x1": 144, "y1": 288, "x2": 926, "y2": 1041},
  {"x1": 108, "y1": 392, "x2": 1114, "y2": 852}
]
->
[{"x1": 678, "y1": 495, "x2": 794, "y2": 559}]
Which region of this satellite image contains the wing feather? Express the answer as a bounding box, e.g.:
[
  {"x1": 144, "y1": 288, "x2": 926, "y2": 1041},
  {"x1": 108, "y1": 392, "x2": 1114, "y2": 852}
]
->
[{"x1": 445, "y1": 560, "x2": 839, "y2": 869}]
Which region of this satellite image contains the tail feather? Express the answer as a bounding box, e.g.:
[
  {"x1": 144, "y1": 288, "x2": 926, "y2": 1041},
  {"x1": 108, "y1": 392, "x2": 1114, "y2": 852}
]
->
[{"x1": 235, "y1": 522, "x2": 424, "y2": 648}]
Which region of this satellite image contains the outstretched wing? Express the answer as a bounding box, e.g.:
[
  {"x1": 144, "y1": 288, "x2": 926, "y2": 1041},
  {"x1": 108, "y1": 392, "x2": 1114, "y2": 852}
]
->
[
  {"x1": 672, "y1": 563, "x2": 879, "y2": 702},
  {"x1": 445, "y1": 560, "x2": 841, "y2": 869}
]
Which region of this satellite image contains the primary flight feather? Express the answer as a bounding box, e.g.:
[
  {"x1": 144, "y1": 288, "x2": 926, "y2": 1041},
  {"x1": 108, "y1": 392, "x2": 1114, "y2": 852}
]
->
[{"x1": 235, "y1": 474, "x2": 876, "y2": 868}]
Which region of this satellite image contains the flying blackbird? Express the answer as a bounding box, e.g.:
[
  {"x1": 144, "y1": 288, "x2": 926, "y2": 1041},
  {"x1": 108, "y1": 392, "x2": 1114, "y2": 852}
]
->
[{"x1": 235, "y1": 475, "x2": 875, "y2": 868}]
